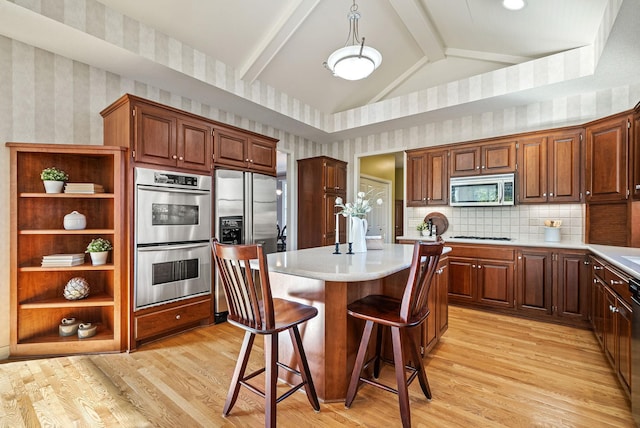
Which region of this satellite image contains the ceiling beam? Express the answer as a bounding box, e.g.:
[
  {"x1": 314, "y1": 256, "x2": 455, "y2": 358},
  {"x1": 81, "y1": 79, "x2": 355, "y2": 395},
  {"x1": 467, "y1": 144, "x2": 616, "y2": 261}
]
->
[
  {"x1": 238, "y1": 0, "x2": 321, "y2": 83},
  {"x1": 388, "y1": 0, "x2": 445, "y2": 61},
  {"x1": 368, "y1": 57, "x2": 430, "y2": 104},
  {"x1": 445, "y1": 48, "x2": 532, "y2": 65}
]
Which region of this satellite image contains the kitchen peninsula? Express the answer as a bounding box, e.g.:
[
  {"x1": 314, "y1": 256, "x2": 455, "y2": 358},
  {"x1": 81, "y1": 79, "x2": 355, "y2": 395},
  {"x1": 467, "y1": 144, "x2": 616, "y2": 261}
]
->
[{"x1": 264, "y1": 243, "x2": 451, "y2": 402}]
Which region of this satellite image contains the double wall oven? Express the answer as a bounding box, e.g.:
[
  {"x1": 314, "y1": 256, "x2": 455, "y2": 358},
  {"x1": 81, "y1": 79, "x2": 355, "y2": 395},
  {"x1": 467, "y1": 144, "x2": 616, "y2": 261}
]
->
[{"x1": 135, "y1": 167, "x2": 212, "y2": 310}]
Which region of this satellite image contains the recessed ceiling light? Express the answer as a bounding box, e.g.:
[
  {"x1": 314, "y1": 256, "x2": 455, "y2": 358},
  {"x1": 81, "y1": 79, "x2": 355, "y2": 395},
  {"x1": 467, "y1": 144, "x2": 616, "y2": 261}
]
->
[{"x1": 503, "y1": 0, "x2": 526, "y2": 11}]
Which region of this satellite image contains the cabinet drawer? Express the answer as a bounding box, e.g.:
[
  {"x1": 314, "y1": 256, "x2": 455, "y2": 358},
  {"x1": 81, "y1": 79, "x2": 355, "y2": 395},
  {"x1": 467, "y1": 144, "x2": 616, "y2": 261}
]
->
[
  {"x1": 135, "y1": 299, "x2": 211, "y2": 340},
  {"x1": 450, "y1": 245, "x2": 514, "y2": 261},
  {"x1": 604, "y1": 267, "x2": 631, "y2": 304}
]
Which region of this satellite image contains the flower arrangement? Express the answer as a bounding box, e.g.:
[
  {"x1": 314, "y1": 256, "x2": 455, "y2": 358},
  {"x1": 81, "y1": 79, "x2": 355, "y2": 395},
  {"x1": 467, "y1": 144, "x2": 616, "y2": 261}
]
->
[
  {"x1": 85, "y1": 238, "x2": 113, "y2": 253},
  {"x1": 40, "y1": 167, "x2": 69, "y2": 181},
  {"x1": 416, "y1": 221, "x2": 429, "y2": 231},
  {"x1": 335, "y1": 190, "x2": 383, "y2": 218}
]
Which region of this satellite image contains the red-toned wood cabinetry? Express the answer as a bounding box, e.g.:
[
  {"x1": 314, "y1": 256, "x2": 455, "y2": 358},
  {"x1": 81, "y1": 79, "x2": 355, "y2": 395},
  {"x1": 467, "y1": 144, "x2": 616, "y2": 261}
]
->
[{"x1": 7, "y1": 143, "x2": 126, "y2": 357}]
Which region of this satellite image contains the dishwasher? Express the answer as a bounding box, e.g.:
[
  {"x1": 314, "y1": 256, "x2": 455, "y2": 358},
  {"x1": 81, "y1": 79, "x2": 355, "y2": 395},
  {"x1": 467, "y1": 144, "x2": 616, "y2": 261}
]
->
[{"x1": 630, "y1": 277, "x2": 640, "y2": 426}]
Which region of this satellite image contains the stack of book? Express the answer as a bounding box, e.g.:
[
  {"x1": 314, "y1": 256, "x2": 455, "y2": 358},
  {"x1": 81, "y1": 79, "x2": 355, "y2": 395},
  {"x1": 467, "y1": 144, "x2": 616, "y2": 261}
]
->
[
  {"x1": 41, "y1": 253, "x2": 85, "y2": 267},
  {"x1": 64, "y1": 183, "x2": 104, "y2": 194}
]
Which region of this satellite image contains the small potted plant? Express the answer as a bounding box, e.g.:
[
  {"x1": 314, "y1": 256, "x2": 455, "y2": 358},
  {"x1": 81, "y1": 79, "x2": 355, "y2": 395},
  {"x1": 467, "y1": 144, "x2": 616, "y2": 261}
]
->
[
  {"x1": 85, "y1": 238, "x2": 113, "y2": 266},
  {"x1": 416, "y1": 221, "x2": 429, "y2": 236},
  {"x1": 40, "y1": 167, "x2": 69, "y2": 193}
]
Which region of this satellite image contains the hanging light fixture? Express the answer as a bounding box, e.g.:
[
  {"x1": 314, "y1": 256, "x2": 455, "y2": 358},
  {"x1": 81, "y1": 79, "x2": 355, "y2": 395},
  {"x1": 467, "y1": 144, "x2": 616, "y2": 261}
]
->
[{"x1": 323, "y1": 1, "x2": 382, "y2": 81}]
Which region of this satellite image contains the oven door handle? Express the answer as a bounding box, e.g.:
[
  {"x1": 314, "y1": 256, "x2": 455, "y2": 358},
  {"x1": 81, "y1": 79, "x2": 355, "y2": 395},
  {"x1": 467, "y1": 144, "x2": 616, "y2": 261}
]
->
[
  {"x1": 137, "y1": 242, "x2": 210, "y2": 252},
  {"x1": 137, "y1": 184, "x2": 211, "y2": 196}
]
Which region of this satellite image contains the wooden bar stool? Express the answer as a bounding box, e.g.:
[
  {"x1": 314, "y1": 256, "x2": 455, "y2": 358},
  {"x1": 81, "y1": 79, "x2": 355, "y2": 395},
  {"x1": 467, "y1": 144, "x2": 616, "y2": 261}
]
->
[
  {"x1": 345, "y1": 239, "x2": 444, "y2": 428},
  {"x1": 211, "y1": 239, "x2": 320, "y2": 427}
]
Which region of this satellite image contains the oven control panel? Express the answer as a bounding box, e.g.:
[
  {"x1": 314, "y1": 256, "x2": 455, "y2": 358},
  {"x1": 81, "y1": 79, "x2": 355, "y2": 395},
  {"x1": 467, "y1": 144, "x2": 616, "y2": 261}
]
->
[{"x1": 154, "y1": 172, "x2": 199, "y2": 187}]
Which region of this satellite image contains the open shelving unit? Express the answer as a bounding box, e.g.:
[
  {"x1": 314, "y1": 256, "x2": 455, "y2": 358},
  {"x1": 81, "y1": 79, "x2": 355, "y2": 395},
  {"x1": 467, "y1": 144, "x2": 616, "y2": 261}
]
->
[{"x1": 8, "y1": 143, "x2": 127, "y2": 357}]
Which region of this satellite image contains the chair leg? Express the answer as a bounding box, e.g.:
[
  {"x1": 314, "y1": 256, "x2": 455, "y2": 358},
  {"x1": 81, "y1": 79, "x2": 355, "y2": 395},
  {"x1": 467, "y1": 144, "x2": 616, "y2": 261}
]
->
[
  {"x1": 391, "y1": 327, "x2": 411, "y2": 428},
  {"x1": 373, "y1": 323, "x2": 383, "y2": 378},
  {"x1": 345, "y1": 320, "x2": 375, "y2": 408},
  {"x1": 289, "y1": 326, "x2": 320, "y2": 411},
  {"x1": 264, "y1": 333, "x2": 278, "y2": 428},
  {"x1": 224, "y1": 331, "x2": 255, "y2": 416},
  {"x1": 406, "y1": 330, "x2": 432, "y2": 399}
]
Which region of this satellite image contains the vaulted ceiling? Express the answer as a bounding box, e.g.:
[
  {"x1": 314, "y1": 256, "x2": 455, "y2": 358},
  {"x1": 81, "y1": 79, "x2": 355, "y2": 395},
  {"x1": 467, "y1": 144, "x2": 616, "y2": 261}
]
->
[{"x1": 1, "y1": 0, "x2": 639, "y2": 143}]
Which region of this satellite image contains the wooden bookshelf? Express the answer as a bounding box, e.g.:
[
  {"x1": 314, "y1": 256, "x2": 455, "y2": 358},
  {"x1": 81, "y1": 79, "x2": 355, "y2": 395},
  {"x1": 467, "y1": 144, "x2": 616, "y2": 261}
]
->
[{"x1": 7, "y1": 143, "x2": 127, "y2": 357}]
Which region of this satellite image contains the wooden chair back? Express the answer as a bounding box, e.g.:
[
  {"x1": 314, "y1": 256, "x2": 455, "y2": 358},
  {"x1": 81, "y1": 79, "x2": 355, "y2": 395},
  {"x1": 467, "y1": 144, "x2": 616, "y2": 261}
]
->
[
  {"x1": 400, "y1": 239, "x2": 444, "y2": 324},
  {"x1": 211, "y1": 238, "x2": 275, "y2": 330}
]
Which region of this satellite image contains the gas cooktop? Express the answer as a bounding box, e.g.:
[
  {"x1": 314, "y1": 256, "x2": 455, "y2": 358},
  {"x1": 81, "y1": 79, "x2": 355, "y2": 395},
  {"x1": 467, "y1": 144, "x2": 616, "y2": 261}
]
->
[{"x1": 452, "y1": 236, "x2": 512, "y2": 241}]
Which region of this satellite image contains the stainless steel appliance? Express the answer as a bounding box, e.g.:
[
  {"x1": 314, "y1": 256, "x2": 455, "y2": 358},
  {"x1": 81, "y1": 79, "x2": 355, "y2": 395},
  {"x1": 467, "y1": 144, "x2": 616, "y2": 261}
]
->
[
  {"x1": 135, "y1": 167, "x2": 212, "y2": 310},
  {"x1": 214, "y1": 169, "x2": 277, "y2": 320},
  {"x1": 629, "y1": 277, "x2": 640, "y2": 426},
  {"x1": 450, "y1": 173, "x2": 515, "y2": 207}
]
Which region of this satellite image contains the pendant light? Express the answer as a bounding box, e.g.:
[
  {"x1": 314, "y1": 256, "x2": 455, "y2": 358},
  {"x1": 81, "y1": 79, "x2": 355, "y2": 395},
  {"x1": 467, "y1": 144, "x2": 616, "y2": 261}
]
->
[{"x1": 323, "y1": 1, "x2": 382, "y2": 81}]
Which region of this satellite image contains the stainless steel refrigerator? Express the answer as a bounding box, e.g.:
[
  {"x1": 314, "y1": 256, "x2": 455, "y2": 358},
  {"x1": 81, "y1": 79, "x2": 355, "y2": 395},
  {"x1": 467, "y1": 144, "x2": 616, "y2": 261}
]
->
[{"x1": 214, "y1": 169, "x2": 277, "y2": 319}]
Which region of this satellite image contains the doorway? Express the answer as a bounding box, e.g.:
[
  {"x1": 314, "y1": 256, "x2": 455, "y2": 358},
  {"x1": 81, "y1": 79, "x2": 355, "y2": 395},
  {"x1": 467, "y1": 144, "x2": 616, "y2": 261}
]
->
[{"x1": 359, "y1": 175, "x2": 392, "y2": 241}]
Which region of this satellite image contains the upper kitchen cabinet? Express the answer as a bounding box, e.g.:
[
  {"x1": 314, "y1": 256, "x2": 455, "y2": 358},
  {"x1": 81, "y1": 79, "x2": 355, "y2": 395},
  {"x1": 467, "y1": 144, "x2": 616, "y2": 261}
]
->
[
  {"x1": 450, "y1": 139, "x2": 516, "y2": 177},
  {"x1": 101, "y1": 94, "x2": 213, "y2": 174},
  {"x1": 214, "y1": 126, "x2": 277, "y2": 176},
  {"x1": 518, "y1": 129, "x2": 583, "y2": 203},
  {"x1": 585, "y1": 113, "x2": 630, "y2": 203},
  {"x1": 297, "y1": 156, "x2": 347, "y2": 249},
  {"x1": 632, "y1": 105, "x2": 640, "y2": 200},
  {"x1": 406, "y1": 148, "x2": 448, "y2": 207}
]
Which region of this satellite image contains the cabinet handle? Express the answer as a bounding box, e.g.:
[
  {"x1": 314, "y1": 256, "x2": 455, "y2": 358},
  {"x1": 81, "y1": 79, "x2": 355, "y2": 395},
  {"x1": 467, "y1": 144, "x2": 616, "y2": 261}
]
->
[
  {"x1": 609, "y1": 305, "x2": 619, "y2": 313},
  {"x1": 518, "y1": 256, "x2": 522, "y2": 260},
  {"x1": 476, "y1": 166, "x2": 480, "y2": 170},
  {"x1": 583, "y1": 260, "x2": 590, "y2": 265},
  {"x1": 436, "y1": 268, "x2": 443, "y2": 274},
  {"x1": 593, "y1": 266, "x2": 603, "y2": 270},
  {"x1": 610, "y1": 280, "x2": 624, "y2": 285},
  {"x1": 478, "y1": 265, "x2": 482, "y2": 269},
  {"x1": 472, "y1": 264, "x2": 476, "y2": 268},
  {"x1": 172, "y1": 155, "x2": 178, "y2": 160},
  {"x1": 543, "y1": 193, "x2": 546, "y2": 197},
  {"x1": 481, "y1": 165, "x2": 485, "y2": 169},
  {"x1": 427, "y1": 197, "x2": 431, "y2": 201},
  {"x1": 176, "y1": 314, "x2": 181, "y2": 320},
  {"x1": 178, "y1": 156, "x2": 184, "y2": 161},
  {"x1": 549, "y1": 192, "x2": 554, "y2": 196},
  {"x1": 585, "y1": 190, "x2": 591, "y2": 195},
  {"x1": 246, "y1": 158, "x2": 250, "y2": 162}
]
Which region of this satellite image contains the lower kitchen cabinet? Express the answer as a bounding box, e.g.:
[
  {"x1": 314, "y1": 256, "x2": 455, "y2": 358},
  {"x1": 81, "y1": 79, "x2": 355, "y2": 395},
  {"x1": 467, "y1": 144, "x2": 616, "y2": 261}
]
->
[
  {"x1": 448, "y1": 245, "x2": 515, "y2": 309},
  {"x1": 516, "y1": 249, "x2": 590, "y2": 325},
  {"x1": 421, "y1": 258, "x2": 449, "y2": 354},
  {"x1": 591, "y1": 255, "x2": 632, "y2": 396}
]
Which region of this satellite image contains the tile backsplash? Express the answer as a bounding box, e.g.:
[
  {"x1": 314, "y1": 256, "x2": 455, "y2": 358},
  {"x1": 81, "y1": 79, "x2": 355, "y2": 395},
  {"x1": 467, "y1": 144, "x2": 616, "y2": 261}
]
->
[{"x1": 407, "y1": 204, "x2": 584, "y2": 243}]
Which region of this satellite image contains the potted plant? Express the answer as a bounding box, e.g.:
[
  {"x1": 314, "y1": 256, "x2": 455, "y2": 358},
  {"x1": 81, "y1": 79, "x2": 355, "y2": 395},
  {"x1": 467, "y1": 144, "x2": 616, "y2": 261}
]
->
[
  {"x1": 416, "y1": 221, "x2": 429, "y2": 236},
  {"x1": 85, "y1": 238, "x2": 113, "y2": 266},
  {"x1": 40, "y1": 167, "x2": 69, "y2": 193}
]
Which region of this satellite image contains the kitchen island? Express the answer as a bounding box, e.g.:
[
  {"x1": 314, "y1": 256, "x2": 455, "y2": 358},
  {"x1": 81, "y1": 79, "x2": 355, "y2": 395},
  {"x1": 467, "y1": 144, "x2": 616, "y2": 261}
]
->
[{"x1": 265, "y1": 243, "x2": 451, "y2": 402}]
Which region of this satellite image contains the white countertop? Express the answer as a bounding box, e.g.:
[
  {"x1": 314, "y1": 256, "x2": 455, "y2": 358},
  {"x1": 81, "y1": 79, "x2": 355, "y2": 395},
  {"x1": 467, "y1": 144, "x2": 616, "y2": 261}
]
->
[
  {"x1": 266, "y1": 243, "x2": 452, "y2": 282},
  {"x1": 397, "y1": 234, "x2": 640, "y2": 278}
]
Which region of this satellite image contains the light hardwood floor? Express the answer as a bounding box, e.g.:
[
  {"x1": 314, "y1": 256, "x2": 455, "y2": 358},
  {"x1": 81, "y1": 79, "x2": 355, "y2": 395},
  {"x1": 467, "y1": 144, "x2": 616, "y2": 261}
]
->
[{"x1": 0, "y1": 306, "x2": 635, "y2": 427}]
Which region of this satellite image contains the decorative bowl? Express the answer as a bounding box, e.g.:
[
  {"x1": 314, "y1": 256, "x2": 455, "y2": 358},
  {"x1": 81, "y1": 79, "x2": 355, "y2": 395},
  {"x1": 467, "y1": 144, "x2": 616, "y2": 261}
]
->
[{"x1": 63, "y1": 277, "x2": 90, "y2": 300}]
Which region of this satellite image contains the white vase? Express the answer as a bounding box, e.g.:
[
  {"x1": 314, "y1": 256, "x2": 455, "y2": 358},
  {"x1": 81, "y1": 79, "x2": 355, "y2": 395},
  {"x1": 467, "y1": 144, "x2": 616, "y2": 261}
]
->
[
  {"x1": 350, "y1": 216, "x2": 368, "y2": 253},
  {"x1": 90, "y1": 251, "x2": 109, "y2": 266},
  {"x1": 43, "y1": 180, "x2": 64, "y2": 193},
  {"x1": 420, "y1": 230, "x2": 428, "y2": 237}
]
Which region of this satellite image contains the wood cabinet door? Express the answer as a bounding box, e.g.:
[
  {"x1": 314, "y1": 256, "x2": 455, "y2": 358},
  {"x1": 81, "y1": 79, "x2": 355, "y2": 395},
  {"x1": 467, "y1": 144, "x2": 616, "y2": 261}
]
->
[
  {"x1": 516, "y1": 250, "x2": 552, "y2": 315},
  {"x1": 436, "y1": 261, "x2": 449, "y2": 336},
  {"x1": 134, "y1": 103, "x2": 177, "y2": 167},
  {"x1": 517, "y1": 136, "x2": 548, "y2": 203},
  {"x1": 603, "y1": 286, "x2": 617, "y2": 366},
  {"x1": 477, "y1": 260, "x2": 514, "y2": 308},
  {"x1": 548, "y1": 129, "x2": 582, "y2": 202},
  {"x1": 450, "y1": 147, "x2": 480, "y2": 177},
  {"x1": 214, "y1": 127, "x2": 248, "y2": 169},
  {"x1": 617, "y1": 298, "x2": 632, "y2": 394},
  {"x1": 427, "y1": 149, "x2": 449, "y2": 205},
  {"x1": 248, "y1": 136, "x2": 276, "y2": 175},
  {"x1": 177, "y1": 117, "x2": 212, "y2": 173},
  {"x1": 324, "y1": 160, "x2": 347, "y2": 194},
  {"x1": 406, "y1": 151, "x2": 428, "y2": 206},
  {"x1": 555, "y1": 252, "x2": 589, "y2": 321},
  {"x1": 585, "y1": 114, "x2": 629, "y2": 202},
  {"x1": 394, "y1": 200, "x2": 404, "y2": 239},
  {"x1": 632, "y1": 112, "x2": 640, "y2": 200},
  {"x1": 591, "y1": 276, "x2": 606, "y2": 346},
  {"x1": 448, "y1": 257, "x2": 475, "y2": 302},
  {"x1": 481, "y1": 141, "x2": 517, "y2": 174}
]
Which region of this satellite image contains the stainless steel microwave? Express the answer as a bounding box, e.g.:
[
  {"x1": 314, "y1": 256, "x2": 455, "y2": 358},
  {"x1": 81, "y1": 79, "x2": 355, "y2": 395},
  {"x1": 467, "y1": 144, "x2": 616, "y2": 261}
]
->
[{"x1": 449, "y1": 173, "x2": 515, "y2": 207}]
